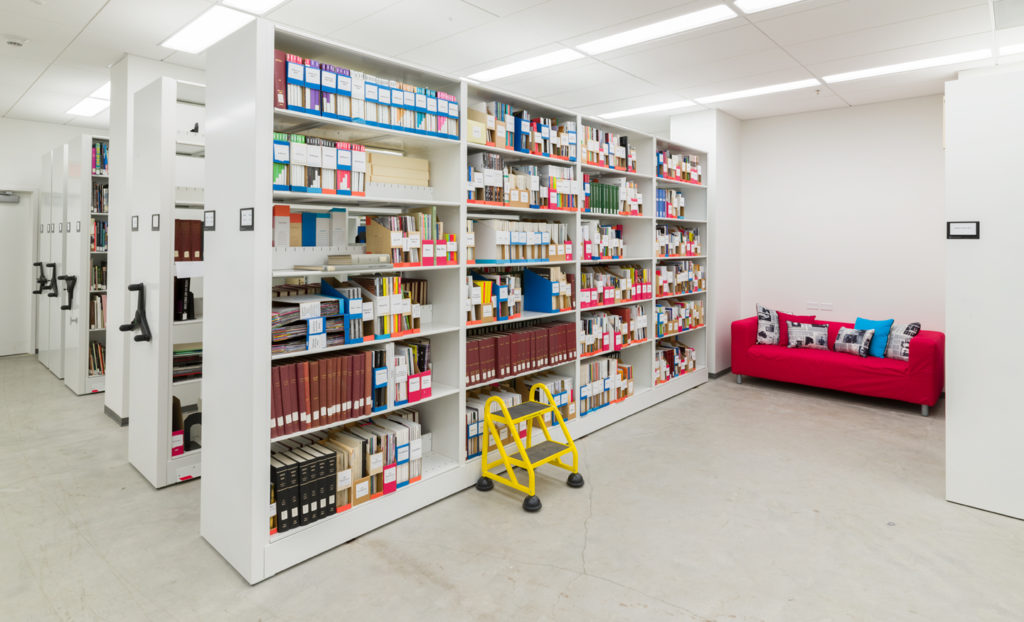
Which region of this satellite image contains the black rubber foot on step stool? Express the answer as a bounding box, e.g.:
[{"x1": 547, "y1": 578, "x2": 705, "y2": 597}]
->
[
  {"x1": 476, "y1": 477, "x2": 494, "y2": 491},
  {"x1": 523, "y1": 495, "x2": 542, "y2": 512},
  {"x1": 567, "y1": 473, "x2": 585, "y2": 488}
]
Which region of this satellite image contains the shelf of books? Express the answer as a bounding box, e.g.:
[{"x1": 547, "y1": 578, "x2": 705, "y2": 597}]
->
[
  {"x1": 126, "y1": 78, "x2": 207, "y2": 488},
  {"x1": 201, "y1": 20, "x2": 709, "y2": 584},
  {"x1": 61, "y1": 135, "x2": 109, "y2": 394}
]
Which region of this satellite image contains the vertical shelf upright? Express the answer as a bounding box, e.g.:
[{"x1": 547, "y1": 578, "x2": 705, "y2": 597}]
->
[
  {"x1": 127, "y1": 77, "x2": 208, "y2": 488},
  {"x1": 37, "y1": 144, "x2": 68, "y2": 379}
]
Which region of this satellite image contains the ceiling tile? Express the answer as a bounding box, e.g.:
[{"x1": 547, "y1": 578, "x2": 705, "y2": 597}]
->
[
  {"x1": 268, "y1": 0, "x2": 404, "y2": 37},
  {"x1": 460, "y1": 0, "x2": 550, "y2": 18},
  {"x1": 7, "y1": 0, "x2": 109, "y2": 28},
  {"x1": 807, "y1": 32, "x2": 993, "y2": 77},
  {"x1": 708, "y1": 88, "x2": 845, "y2": 120},
  {"x1": 825, "y1": 60, "x2": 993, "y2": 105}
]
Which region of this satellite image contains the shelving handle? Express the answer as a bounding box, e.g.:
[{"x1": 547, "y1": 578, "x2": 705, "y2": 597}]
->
[
  {"x1": 45, "y1": 263, "x2": 59, "y2": 298},
  {"x1": 118, "y1": 282, "x2": 152, "y2": 342},
  {"x1": 56, "y1": 274, "x2": 77, "y2": 311},
  {"x1": 32, "y1": 262, "x2": 47, "y2": 295}
]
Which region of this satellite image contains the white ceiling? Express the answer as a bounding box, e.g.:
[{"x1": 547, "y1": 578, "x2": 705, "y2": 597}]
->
[{"x1": 0, "y1": 0, "x2": 1021, "y2": 135}]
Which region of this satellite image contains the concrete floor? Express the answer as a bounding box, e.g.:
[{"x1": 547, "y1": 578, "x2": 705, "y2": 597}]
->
[{"x1": 3, "y1": 353, "x2": 1023, "y2": 621}]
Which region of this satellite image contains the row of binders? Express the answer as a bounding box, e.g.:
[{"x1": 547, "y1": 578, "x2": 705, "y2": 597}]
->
[
  {"x1": 657, "y1": 225, "x2": 702, "y2": 257},
  {"x1": 174, "y1": 219, "x2": 203, "y2": 261},
  {"x1": 270, "y1": 339, "x2": 432, "y2": 439},
  {"x1": 89, "y1": 293, "x2": 106, "y2": 330},
  {"x1": 656, "y1": 188, "x2": 687, "y2": 220},
  {"x1": 88, "y1": 340, "x2": 105, "y2": 376},
  {"x1": 91, "y1": 140, "x2": 109, "y2": 175},
  {"x1": 466, "y1": 101, "x2": 577, "y2": 160},
  {"x1": 364, "y1": 208, "x2": 456, "y2": 266},
  {"x1": 584, "y1": 175, "x2": 643, "y2": 216},
  {"x1": 580, "y1": 356, "x2": 635, "y2": 416},
  {"x1": 272, "y1": 205, "x2": 348, "y2": 249},
  {"x1": 270, "y1": 409, "x2": 424, "y2": 534},
  {"x1": 273, "y1": 133, "x2": 366, "y2": 195},
  {"x1": 467, "y1": 218, "x2": 572, "y2": 264},
  {"x1": 466, "y1": 322, "x2": 576, "y2": 386},
  {"x1": 465, "y1": 373, "x2": 575, "y2": 459},
  {"x1": 91, "y1": 220, "x2": 108, "y2": 252},
  {"x1": 275, "y1": 50, "x2": 459, "y2": 139},
  {"x1": 656, "y1": 338, "x2": 697, "y2": 384},
  {"x1": 580, "y1": 221, "x2": 627, "y2": 260},
  {"x1": 580, "y1": 264, "x2": 652, "y2": 308},
  {"x1": 90, "y1": 261, "x2": 107, "y2": 290},
  {"x1": 657, "y1": 150, "x2": 702, "y2": 184},
  {"x1": 655, "y1": 261, "x2": 705, "y2": 298},
  {"x1": 467, "y1": 153, "x2": 580, "y2": 210},
  {"x1": 656, "y1": 299, "x2": 706, "y2": 337},
  {"x1": 92, "y1": 182, "x2": 109, "y2": 213},
  {"x1": 581, "y1": 125, "x2": 637, "y2": 172},
  {"x1": 581, "y1": 306, "x2": 648, "y2": 358},
  {"x1": 465, "y1": 266, "x2": 574, "y2": 324}
]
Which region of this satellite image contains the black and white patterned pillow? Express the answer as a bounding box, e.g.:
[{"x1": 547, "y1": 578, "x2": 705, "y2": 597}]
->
[
  {"x1": 885, "y1": 322, "x2": 921, "y2": 361},
  {"x1": 756, "y1": 304, "x2": 779, "y2": 345},
  {"x1": 786, "y1": 321, "x2": 829, "y2": 350},
  {"x1": 834, "y1": 327, "x2": 875, "y2": 357}
]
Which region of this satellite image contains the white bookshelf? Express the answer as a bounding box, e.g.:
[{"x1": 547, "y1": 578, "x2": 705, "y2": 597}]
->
[
  {"x1": 126, "y1": 77, "x2": 207, "y2": 488},
  {"x1": 36, "y1": 145, "x2": 67, "y2": 379},
  {"x1": 201, "y1": 19, "x2": 708, "y2": 584}
]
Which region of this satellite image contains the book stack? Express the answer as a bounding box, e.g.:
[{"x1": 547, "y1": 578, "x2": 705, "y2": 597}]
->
[
  {"x1": 581, "y1": 126, "x2": 636, "y2": 171},
  {"x1": 580, "y1": 264, "x2": 651, "y2": 308},
  {"x1": 656, "y1": 225, "x2": 701, "y2": 257},
  {"x1": 656, "y1": 188, "x2": 686, "y2": 219},
  {"x1": 363, "y1": 207, "x2": 454, "y2": 267},
  {"x1": 275, "y1": 133, "x2": 367, "y2": 196},
  {"x1": 272, "y1": 205, "x2": 350, "y2": 250},
  {"x1": 275, "y1": 49, "x2": 459, "y2": 139},
  {"x1": 89, "y1": 294, "x2": 106, "y2": 330},
  {"x1": 90, "y1": 261, "x2": 107, "y2": 290},
  {"x1": 270, "y1": 438, "x2": 337, "y2": 534},
  {"x1": 366, "y1": 151, "x2": 429, "y2": 187},
  {"x1": 91, "y1": 220, "x2": 108, "y2": 252},
  {"x1": 466, "y1": 101, "x2": 513, "y2": 148},
  {"x1": 655, "y1": 339, "x2": 697, "y2": 384},
  {"x1": 655, "y1": 261, "x2": 705, "y2": 297},
  {"x1": 467, "y1": 152, "x2": 504, "y2": 204},
  {"x1": 174, "y1": 219, "x2": 203, "y2": 261},
  {"x1": 657, "y1": 150, "x2": 702, "y2": 184},
  {"x1": 579, "y1": 355, "x2": 634, "y2": 415},
  {"x1": 537, "y1": 164, "x2": 579, "y2": 210},
  {"x1": 92, "y1": 182, "x2": 109, "y2": 213},
  {"x1": 88, "y1": 340, "x2": 105, "y2": 376},
  {"x1": 469, "y1": 218, "x2": 571, "y2": 264},
  {"x1": 172, "y1": 342, "x2": 203, "y2": 382},
  {"x1": 91, "y1": 140, "x2": 109, "y2": 175},
  {"x1": 656, "y1": 299, "x2": 706, "y2": 337},
  {"x1": 584, "y1": 176, "x2": 642, "y2": 216},
  {"x1": 348, "y1": 274, "x2": 419, "y2": 339},
  {"x1": 580, "y1": 305, "x2": 647, "y2": 357},
  {"x1": 466, "y1": 271, "x2": 523, "y2": 325},
  {"x1": 580, "y1": 221, "x2": 625, "y2": 260},
  {"x1": 465, "y1": 322, "x2": 576, "y2": 386},
  {"x1": 392, "y1": 340, "x2": 432, "y2": 406}
]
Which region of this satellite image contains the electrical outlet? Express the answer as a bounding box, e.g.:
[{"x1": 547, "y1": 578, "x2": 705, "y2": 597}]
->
[
  {"x1": 820, "y1": 302, "x2": 833, "y2": 311},
  {"x1": 807, "y1": 301, "x2": 819, "y2": 310}
]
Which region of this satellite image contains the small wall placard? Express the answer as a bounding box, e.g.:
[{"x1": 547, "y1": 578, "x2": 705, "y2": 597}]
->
[{"x1": 947, "y1": 221, "x2": 979, "y2": 239}]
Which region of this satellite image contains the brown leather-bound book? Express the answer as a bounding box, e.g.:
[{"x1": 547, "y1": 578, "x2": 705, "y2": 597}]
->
[
  {"x1": 283, "y1": 363, "x2": 298, "y2": 435},
  {"x1": 352, "y1": 354, "x2": 363, "y2": 417},
  {"x1": 309, "y1": 359, "x2": 321, "y2": 429},
  {"x1": 363, "y1": 351, "x2": 373, "y2": 415},
  {"x1": 271, "y1": 365, "x2": 282, "y2": 437},
  {"x1": 341, "y1": 354, "x2": 352, "y2": 420},
  {"x1": 466, "y1": 338, "x2": 479, "y2": 385},
  {"x1": 297, "y1": 361, "x2": 310, "y2": 431},
  {"x1": 173, "y1": 219, "x2": 182, "y2": 261},
  {"x1": 479, "y1": 337, "x2": 495, "y2": 383},
  {"x1": 274, "y1": 49, "x2": 287, "y2": 110},
  {"x1": 194, "y1": 220, "x2": 203, "y2": 261},
  {"x1": 496, "y1": 333, "x2": 511, "y2": 379}
]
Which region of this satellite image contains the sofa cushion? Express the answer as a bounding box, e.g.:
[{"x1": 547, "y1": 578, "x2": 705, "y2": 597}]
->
[
  {"x1": 756, "y1": 304, "x2": 780, "y2": 345},
  {"x1": 777, "y1": 311, "x2": 817, "y2": 345},
  {"x1": 855, "y1": 317, "x2": 894, "y2": 358},
  {"x1": 885, "y1": 322, "x2": 921, "y2": 362},
  {"x1": 785, "y1": 321, "x2": 829, "y2": 350},
  {"x1": 834, "y1": 327, "x2": 874, "y2": 357},
  {"x1": 745, "y1": 344, "x2": 910, "y2": 381}
]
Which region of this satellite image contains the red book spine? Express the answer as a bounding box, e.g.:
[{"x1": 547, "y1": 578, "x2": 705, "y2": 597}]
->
[{"x1": 274, "y1": 49, "x2": 287, "y2": 109}]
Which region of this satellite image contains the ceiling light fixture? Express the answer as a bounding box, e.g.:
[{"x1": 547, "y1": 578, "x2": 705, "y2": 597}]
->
[
  {"x1": 999, "y1": 42, "x2": 1024, "y2": 56},
  {"x1": 467, "y1": 48, "x2": 584, "y2": 81},
  {"x1": 161, "y1": 6, "x2": 254, "y2": 55},
  {"x1": 67, "y1": 97, "x2": 110, "y2": 117},
  {"x1": 599, "y1": 99, "x2": 697, "y2": 119},
  {"x1": 822, "y1": 49, "x2": 992, "y2": 83},
  {"x1": 576, "y1": 5, "x2": 737, "y2": 55},
  {"x1": 221, "y1": 0, "x2": 288, "y2": 15},
  {"x1": 734, "y1": 0, "x2": 807, "y2": 14},
  {"x1": 695, "y1": 78, "x2": 820, "y2": 104},
  {"x1": 90, "y1": 81, "x2": 110, "y2": 100}
]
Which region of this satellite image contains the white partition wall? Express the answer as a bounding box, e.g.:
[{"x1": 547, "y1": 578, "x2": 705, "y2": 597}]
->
[
  {"x1": 945, "y1": 66, "x2": 1024, "y2": 520},
  {"x1": 201, "y1": 19, "x2": 711, "y2": 583}
]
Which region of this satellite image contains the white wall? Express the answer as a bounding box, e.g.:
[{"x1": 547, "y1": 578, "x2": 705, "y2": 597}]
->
[
  {"x1": 670, "y1": 110, "x2": 742, "y2": 374},
  {"x1": 945, "y1": 65, "x2": 1024, "y2": 520},
  {"x1": 0, "y1": 118, "x2": 103, "y2": 356},
  {"x1": 739, "y1": 96, "x2": 946, "y2": 330}
]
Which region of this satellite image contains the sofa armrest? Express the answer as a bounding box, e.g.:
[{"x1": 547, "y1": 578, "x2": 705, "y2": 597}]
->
[
  {"x1": 731, "y1": 317, "x2": 758, "y2": 374},
  {"x1": 908, "y1": 330, "x2": 945, "y2": 405}
]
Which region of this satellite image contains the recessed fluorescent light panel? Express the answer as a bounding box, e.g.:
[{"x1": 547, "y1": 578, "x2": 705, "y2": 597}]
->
[
  {"x1": 577, "y1": 5, "x2": 737, "y2": 55},
  {"x1": 822, "y1": 49, "x2": 992, "y2": 83},
  {"x1": 467, "y1": 49, "x2": 584, "y2": 81},
  {"x1": 600, "y1": 100, "x2": 696, "y2": 119},
  {"x1": 221, "y1": 0, "x2": 288, "y2": 15},
  {"x1": 89, "y1": 81, "x2": 110, "y2": 100},
  {"x1": 695, "y1": 78, "x2": 819, "y2": 104},
  {"x1": 734, "y1": 0, "x2": 807, "y2": 14},
  {"x1": 161, "y1": 6, "x2": 255, "y2": 55},
  {"x1": 67, "y1": 97, "x2": 109, "y2": 117}
]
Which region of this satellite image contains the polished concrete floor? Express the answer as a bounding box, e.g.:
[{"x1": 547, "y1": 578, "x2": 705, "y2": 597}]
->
[{"x1": 3, "y1": 353, "x2": 1022, "y2": 621}]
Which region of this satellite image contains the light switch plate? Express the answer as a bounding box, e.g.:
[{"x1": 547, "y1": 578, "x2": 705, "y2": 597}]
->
[{"x1": 820, "y1": 302, "x2": 833, "y2": 311}]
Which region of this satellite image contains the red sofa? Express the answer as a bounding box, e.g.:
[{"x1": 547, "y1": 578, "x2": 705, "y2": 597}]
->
[{"x1": 731, "y1": 317, "x2": 945, "y2": 415}]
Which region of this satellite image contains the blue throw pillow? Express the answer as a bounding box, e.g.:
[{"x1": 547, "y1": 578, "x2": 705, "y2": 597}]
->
[{"x1": 854, "y1": 317, "x2": 894, "y2": 358}]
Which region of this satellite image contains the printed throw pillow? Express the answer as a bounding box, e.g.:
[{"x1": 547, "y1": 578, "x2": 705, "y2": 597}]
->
[
  {"x1": 885, "y1": 322, "x2": 921, "y2": 362},
  {"x1": 854, "y1": 317, "x2": 895, "y2": 358},
  {"x1": 777, "y1": 311, "x2": 817, "y2": 345},
  {"x1": 756, "y1": 304, "x2": 780, "y2": 345},
  {"x1": 834, "y1": 327, "x2": 875, "y2": 357},
  {"x1": 786, "y1": 321, "x2": 829, "y2": 350}
]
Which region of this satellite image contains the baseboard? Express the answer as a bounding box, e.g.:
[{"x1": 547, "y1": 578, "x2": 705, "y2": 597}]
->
[
  {"x1": 105, "y1": 405, "x2": 128, "y2": 427},
  {"x1": 709, "y1": 369, "x2": 733, "y2": 379}
]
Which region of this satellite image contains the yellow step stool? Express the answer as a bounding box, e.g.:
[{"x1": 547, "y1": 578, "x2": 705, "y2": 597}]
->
[{"x1": 475, "y1": 383, "x2": 584, "y2": 511}]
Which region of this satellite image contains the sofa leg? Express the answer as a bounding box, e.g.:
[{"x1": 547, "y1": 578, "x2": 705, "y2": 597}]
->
[
  {"x1": 921, "y1": 405, "x2": 930, "y2": 417},
  {"x1": 736, "y1": 374, "x2": 742, "y2": 385}
]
